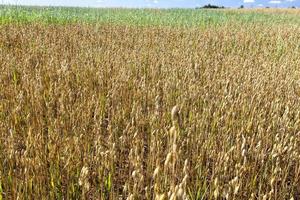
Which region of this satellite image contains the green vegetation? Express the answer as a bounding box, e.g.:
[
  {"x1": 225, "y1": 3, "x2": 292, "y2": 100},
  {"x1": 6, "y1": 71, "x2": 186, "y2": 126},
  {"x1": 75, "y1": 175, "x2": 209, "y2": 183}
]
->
[{"x1": 1, "y1": 5, "x2": 300, "y2": 26}]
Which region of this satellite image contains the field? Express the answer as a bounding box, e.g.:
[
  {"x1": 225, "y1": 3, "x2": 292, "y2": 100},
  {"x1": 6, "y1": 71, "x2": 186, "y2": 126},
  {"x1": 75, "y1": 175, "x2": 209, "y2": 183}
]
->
[
  {"x1": 2, "y1": 6, "x2": 300, "y2": 26},
  {"x1": 1, "y1": 6, "x2": 300, "y2": 200}
]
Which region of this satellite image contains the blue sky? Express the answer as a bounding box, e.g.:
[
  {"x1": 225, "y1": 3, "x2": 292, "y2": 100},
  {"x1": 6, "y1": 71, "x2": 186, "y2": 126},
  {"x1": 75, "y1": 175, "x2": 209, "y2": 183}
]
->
[{"x1": 1, "y1": 0, "x2": 299, "y2": 8}]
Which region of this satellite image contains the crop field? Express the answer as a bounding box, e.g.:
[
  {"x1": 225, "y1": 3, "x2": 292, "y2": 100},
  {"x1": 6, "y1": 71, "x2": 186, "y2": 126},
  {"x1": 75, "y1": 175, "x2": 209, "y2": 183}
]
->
[
  {"x1": 1, "y1": 6, "x2": 300, "y2": 200},
  {"x1": 2, "y1": 6, "x2": 300, "y2": 26}
]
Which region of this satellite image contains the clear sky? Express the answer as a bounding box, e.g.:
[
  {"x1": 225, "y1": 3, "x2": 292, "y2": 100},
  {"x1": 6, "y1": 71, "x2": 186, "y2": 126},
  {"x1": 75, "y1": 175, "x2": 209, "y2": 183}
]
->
[{"x1": 1, "y1": 0, "x2": 299, "y2": 8}]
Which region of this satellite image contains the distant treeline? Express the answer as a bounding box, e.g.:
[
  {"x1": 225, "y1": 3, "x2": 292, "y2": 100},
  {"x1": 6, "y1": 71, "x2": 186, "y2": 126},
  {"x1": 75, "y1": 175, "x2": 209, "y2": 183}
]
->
[
  {"x1": 196, "y1": 4, "x2": 225, "y2": 9},
  {"x1": 196, "y1": 4, "x2": 297, "y2": 9}
]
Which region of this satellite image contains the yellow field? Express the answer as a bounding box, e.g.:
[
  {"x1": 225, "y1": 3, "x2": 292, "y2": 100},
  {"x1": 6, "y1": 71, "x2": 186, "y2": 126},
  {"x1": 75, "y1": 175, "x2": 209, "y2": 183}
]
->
[{"x1": 1, "y1": 17, "x2": 300, "y2": 199}]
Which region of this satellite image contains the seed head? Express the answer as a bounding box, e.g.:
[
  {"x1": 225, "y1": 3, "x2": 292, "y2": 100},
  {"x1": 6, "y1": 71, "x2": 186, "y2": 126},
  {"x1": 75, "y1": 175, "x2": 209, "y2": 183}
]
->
[
  {"x1": 156, "y1": 194, "x2": 167, "y2": 200},
  {"x1": 171, "y1": 105, "x2": 180, "y2": 124},
  {"x1": 165, "y1": 152, "x2": 172, "y2": 167},
  {"x1": 153, "y1": 166, "x2": 160, "y2": 179},
  {"x1": 78, "y1": 166, "x2": 90, "y2": 191}
]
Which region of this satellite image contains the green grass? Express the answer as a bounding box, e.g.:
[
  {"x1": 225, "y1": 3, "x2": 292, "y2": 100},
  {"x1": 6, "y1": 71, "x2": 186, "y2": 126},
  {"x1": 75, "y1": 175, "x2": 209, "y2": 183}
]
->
[{"x1": 1, "y1": 5, "x2": 300, "y2": 27}]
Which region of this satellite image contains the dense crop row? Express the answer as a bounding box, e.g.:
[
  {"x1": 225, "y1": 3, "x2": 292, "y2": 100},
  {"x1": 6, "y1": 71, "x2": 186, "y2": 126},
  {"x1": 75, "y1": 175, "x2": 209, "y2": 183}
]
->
[{"x1": 1, "y1": 17, "x2": 300, "y2": 199}]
